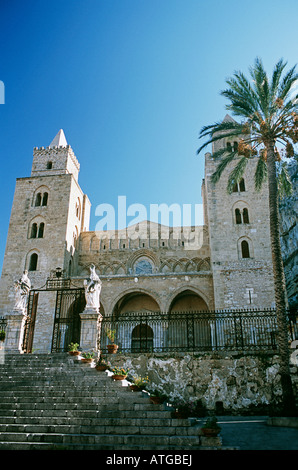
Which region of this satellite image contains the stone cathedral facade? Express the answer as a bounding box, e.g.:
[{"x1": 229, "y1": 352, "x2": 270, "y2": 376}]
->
[{"x1": 0, "y1": 118, "x2": 277, "y2": 353}]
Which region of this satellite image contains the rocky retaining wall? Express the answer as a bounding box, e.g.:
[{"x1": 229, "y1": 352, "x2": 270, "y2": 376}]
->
[{"x1": 106, "y1": 352, "x2": 297, "y2": 413}]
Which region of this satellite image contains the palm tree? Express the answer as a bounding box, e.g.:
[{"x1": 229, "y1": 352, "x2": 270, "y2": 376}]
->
[{"x1": 197, "y1": 58, "x2": 298, "y2": 415}]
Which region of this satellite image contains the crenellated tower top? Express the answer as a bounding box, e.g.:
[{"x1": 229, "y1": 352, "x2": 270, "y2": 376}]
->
[{"x1": 31, "y1": 129, "x2": 80, "y2": 182}]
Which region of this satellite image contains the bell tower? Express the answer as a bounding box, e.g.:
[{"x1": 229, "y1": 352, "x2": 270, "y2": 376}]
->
[
  {"x1": 0, "y1": 130, "x2": 91, "y2": 314},
  {"x1": 204, "y1": 115, "x2": 275, "y2": 309}
]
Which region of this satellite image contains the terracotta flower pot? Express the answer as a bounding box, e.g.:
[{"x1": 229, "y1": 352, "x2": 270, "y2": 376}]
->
[
  {"x1": 130, "y1": 385, "x2": 142, "y2": 392},
  {"x1": 112, "y1": 374, "x2": 127, "y2": 380},
  {"x1": 150, "y1": 396, "x2": 163, "y2": 404},
  {"x1": 68, "y1": 351, "x2": 81, "y2": 356},
  {"x1": 202, "y1": 428, "x2": 220, "y2": 437},
  {"x1": 95, "y1": 365, "x2": 108, "y2": 371},
  {"x1": 81, "y1": 358, "x2": 93, "y2": 363},
  {"x1": 107, "y1": 344, "x2": 118, "y2": 354}
]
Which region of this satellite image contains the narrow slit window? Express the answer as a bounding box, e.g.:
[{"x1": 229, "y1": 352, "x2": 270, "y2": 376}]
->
[
  {"x1": 235, "y1": 208, "x2": 242, "y2": 224},
  {"x1": 35, "y1": 193, "x2": 42, "y2": 206},
  {"x1": 241, "y1": 240, "x2": 250, "y2": 258},
  {"x1": 29, "y1": 253, "x2": 38, "y2": 271},
  {"x1": 42, "y1": 192, "x2": 48, "y2": 206},
  {"x1": 38, "y1": 222, "x2": 45, "y2": 238},
  {"x1": 243, "y1": 208, "x2": 249, "y2": 224},
  {"x1": 30, "y1": 223, "x2": 38, "y2": 238}
]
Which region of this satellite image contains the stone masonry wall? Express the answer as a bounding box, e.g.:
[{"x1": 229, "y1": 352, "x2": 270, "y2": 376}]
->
[{"x1": 106, "y1": 352, "x2": 297, "y2": 412}]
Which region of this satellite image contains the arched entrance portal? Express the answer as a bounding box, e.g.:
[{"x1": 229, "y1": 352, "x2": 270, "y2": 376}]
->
[
  {"x1": 103, "y1": 291, "x2": 160, "y2": 353},
  {"x1": 169, "y1": 289, "x2": 209, "y2": 313},
  {"x1": 112, "y1": 291, "x2": 160, "y2": 317},
  {"x1": 51, "y1": 288, "x2": 105, "y2": 352},
  {"x1": 168, "y1": 289, "x2": 212, "y2": 351}
]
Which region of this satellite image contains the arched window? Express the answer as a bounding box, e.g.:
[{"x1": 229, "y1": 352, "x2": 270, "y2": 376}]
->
[
  {"x1": 38, "y1": 222, "x2": 45, "y2": 238},
  {"x1": 42, "y1": 192, "x2": 48, "y2": 206},
  {"x1": 233, "y1": 141, "x2": 238, "y2": 151},
  {"x1": 232, "y1": 179, "x2": 245, "y2": 192},
  {"x1": 34, "y1": 188, "x2": 49, "y2": 207},
  {"x1": 47, "y1": 161, "x2": 52, "y2": 169},
  {"x1": 227, "y1": 142, "x2": 232, "y2": 151},
  {"x1": 29, "y1": 253, "x2": 38, "y2": 271},
  {"x1": 30, "y1": 223, "x2": 38, "y2": 238},
  {"x1": 235, "y1": 208, "x2": 242, "y2": 224},
  {"x1": 131, "y1": 324, "x2": 154, "y2": 352},
  {"x1": 241, "y1": 240, "x2": 250, "y2": 258},
  {"x1": 35, "y1": 193, "x2": 42, "y2": 207},
  {"x1": 235, "y1": 207, "x2": 249, "y2": 224}
]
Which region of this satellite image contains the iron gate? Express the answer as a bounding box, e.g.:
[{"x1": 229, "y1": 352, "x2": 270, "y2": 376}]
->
[
  {"x1": 23, "y1": 291, "x2": 39, "y2": 353},
  {"x1": 51, "y1": 288, "x2": 85, "y2": 352}
]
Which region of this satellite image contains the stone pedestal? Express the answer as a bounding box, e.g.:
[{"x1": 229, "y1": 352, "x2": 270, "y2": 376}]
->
[
  {"x1": 79, "y1": 308, "x2": 102, "y2": 351},
  {"x1": 5, "y1": 308, "x2": 27, "y2": 353}
]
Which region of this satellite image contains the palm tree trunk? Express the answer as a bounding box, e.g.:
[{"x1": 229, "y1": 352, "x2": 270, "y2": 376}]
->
[{"x1": 266, "y1": 142, "x2": 295, "y2": 415}]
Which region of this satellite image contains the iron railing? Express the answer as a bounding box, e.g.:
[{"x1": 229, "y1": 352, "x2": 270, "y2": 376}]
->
[{"x1": 100, "y1": 308, "x2": 297, "y2": 354}]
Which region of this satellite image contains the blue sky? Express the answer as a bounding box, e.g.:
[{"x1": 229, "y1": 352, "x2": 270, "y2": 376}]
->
[{"x1": 0, "y1": 0, "x2": 298, "y2": 273}]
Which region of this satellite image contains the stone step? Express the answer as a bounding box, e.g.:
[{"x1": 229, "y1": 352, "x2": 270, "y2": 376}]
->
[
  {"x1": 0, "y1": 408, "x2": 174, "y2": 419},
  {"x1": 0, "y1": 402, "x2": 168, "y2": 414},
  {"x1": 0, "y1": 420, "x2": 195, "y2": 435},
  {"x1": 0, "y1": 353, "x2": 214, "y2": 450},
  {"x1": 0, "y1": 415, "x2": 190, "y2": 428},
  {"x1": 0, "y1": 431, "x2": 201, "y2": 450}
]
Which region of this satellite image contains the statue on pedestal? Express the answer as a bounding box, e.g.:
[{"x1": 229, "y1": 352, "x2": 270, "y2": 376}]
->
[
  {"x1": 14, "y1": 270, "x2": 31, "y2": 311},
  {"x1": 83, "y1": 264, "x2": 102, "y2": 311}
]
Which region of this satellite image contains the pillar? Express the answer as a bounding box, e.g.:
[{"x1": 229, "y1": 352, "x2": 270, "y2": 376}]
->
[
  {"x1": 4, "y1": 308, "x2": 27, "y2": 353},
  {"x1": 79, "y1": 307, "x2": 103, "y2": 352}
]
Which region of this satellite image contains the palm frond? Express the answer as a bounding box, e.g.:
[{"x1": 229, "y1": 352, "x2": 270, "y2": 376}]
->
[
  {"x1": 277, "y1": 162, "x2": 293, "y2": 198},
  {"x1": 210, "y1": 151, "x2": 237, "y2": 184},
  {"x1": 270, "y1": 59, "x2": 287, "y2": 103},
  {"x1": 254, "y1": 155, "x2": 268, "y2": 191},
  {"x1": 227, "y1": 156, "x2": 249, "y2": 193},
  {"x1": 250, "y1": 57, "x2": 270, "y2": 117},
  {"x1": 197, "y1": 121, "x2": 243, "y2": 155},
  {"x1": 277, "y1": 65, "x2": 298, "y2": 100}
]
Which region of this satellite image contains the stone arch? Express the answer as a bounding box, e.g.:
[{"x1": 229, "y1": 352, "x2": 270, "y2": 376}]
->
[
  {"x1": 127, "y1": 249, "x2": 159, "y2": 274},
  {"x1": 25, "y1": 248, "x2": 41, "y2": 272},
  {"x1": 111, "y1": 288, "x2": 161, "y2": 318},
  {"x1": 237, "y1": 236, "x2": 253, "y2": 259},
  {"x1": 232, "y1": 200, "x2": 251, "y2": 225},
  {"x1": 159, "y1": 261, "x2": 172, "y2": 273},
  {"x1": 166, "y1": 286, "x2": 210, "y2": 313},
  {"x1": 197, "y1": 258, "x2": 211, "y2": 271},
  {"x1": 28, "y1": 215, "x2": 46, "y2": 239},
  {"x1": 32, "y1": 185, "x2": 50, "y2": 207},
  {"x1": 173, "y1": 261, "x2": 184, "y2": 273},
  {"x1": 185, "y1": 260, "x2": 196, "y2": 272}
]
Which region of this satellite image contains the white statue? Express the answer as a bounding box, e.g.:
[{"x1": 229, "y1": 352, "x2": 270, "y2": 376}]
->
[
  {"x1": 84, "y1": 264, "x2": 102, "y2": 310},
  {"x1": 14, "y1": 270, "x2": 31, "y2": 311}
]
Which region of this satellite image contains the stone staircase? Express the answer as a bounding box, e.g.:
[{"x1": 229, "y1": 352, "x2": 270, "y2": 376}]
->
[{"x1": 0, "y1": 353, "x2": 214, "y2": 450}]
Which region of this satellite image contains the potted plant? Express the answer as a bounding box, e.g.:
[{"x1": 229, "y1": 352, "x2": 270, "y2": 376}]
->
[
  {"x1": 81, "y1": 351, "x2": 95, "y2": 363},
  {"x1": 68, "y1": 342, "x2": 80, "y2": 356},
  {"x1": 105, "y1": 328, "x2": 118, "y2": 354},
  {"x1": 149, "y1": 389, "x2": 167, "y2": 404},
  {"x1": 129, "y1": 375, "x2": 149, "y2": 391},
  {"x1": 95, "y1": 357, "x2": 110, "y2": 371},
  {"x1": 201, "y1": 416, "x2": 221, "y2": 437},
  {"x1": 111, "y1": 366, "x2": 129, "y2": 380}
]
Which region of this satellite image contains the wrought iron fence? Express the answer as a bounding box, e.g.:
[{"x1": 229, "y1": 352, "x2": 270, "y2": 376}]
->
[{"x1": 99, "y1": 308, "x2": 291, "y2": 354}]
